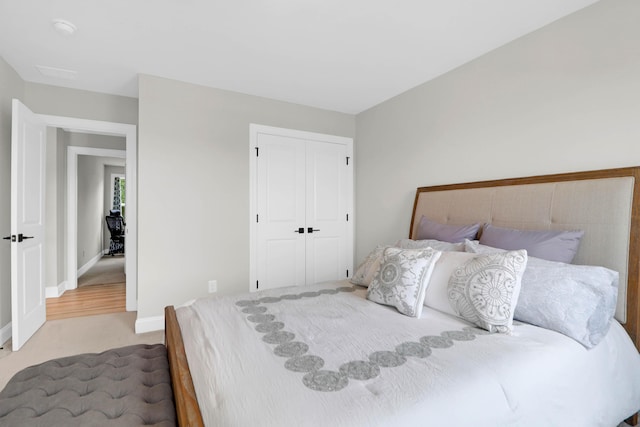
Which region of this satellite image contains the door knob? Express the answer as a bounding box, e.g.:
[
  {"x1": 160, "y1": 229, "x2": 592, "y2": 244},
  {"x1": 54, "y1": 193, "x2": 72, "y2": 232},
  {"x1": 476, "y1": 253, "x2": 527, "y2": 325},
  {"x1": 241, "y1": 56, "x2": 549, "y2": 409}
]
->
[
  {"x1": 294, "y1": 228, "x2": 305, "y2": 233},
  {"x1": 307, "y1": 228, "x2": 320, "y2": 233}
]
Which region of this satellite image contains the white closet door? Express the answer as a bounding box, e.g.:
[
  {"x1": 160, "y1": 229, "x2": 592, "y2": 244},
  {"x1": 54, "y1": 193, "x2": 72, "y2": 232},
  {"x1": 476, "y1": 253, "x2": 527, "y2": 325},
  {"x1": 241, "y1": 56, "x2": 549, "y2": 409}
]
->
[
  {"x1": 256, "y1": 133, "x2": 306, "y2": 290},
  {"x1": 305, "y1": 141, "x2": 348, "y2": 285},
  {"x1": 253, "y1": 125, "x2": 353, "y2": 291}
]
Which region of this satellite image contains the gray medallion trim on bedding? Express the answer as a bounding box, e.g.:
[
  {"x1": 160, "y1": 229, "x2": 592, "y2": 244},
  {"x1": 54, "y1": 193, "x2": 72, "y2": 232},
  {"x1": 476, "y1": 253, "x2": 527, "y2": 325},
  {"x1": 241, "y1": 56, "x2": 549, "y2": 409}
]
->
[{"x1": 235, "y1": 286, "x2": 488, "y2": 392}]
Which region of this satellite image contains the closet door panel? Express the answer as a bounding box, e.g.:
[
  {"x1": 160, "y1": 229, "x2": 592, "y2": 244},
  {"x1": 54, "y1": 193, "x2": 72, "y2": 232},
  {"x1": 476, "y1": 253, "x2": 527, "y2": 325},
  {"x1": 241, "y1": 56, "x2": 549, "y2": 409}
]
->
[
  {"x1": 256, "y1": 134, "x2": 306, "y2": 290},
  {"x1": 305, "y1": 141, "x2": 347, "y2": 285}
]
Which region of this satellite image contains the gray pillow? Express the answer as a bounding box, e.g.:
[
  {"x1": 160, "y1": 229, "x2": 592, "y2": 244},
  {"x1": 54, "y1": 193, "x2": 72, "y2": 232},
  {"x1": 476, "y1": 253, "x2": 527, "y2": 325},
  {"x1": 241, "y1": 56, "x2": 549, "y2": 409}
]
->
[
  {"x1": 479, "y1": 224, "x2": 584, "y2": 263},
  {"x1": 465, "y1": 240, "x2": 618, "y2": 348},
  {"x1": 416, "y1": 216, "x2": 480, "y2": 243}
]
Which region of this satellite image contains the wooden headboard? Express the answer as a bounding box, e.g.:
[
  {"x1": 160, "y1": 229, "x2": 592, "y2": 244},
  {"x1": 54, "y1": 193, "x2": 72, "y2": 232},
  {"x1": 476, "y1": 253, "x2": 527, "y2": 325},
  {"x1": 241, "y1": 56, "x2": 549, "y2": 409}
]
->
[{"x1": 409, "y1": 167, "x2": 640, "y2": 352}]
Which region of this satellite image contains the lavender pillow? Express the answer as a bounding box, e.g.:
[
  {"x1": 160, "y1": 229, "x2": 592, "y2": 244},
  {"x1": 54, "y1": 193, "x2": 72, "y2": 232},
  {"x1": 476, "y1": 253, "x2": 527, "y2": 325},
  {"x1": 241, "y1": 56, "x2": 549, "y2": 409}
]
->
[
  {"x1": 416, "y1": 216, "x2": 480, "y2": 243},
  {"x1": 479, "y1": 224, "x2": 584, "y2": 264}
]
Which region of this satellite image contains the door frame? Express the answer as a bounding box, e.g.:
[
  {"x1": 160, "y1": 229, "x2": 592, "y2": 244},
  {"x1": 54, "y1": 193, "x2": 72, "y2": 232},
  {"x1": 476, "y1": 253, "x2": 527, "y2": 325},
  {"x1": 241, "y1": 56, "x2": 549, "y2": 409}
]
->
[
  {"x1": 249, "y1": 124, "x2": 354, "y2": 292},
  {"x1": 39, "y1": 115, "x2": 137, "y2": 311},
  {"x1": 68, "y1": 147, "x2": 125, "y2": 283}
]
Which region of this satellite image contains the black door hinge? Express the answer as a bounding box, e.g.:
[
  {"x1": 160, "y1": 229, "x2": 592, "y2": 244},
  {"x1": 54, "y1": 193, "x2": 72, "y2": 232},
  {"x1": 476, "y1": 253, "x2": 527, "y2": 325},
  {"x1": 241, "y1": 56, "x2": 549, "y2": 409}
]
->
[
  {"x1": 346, "y1": 156, "x2": 350, "y2": 165},
  {"x1": 256, "y1": 280, "x2": 259, "y2": 289},
  {"x1": 256, "y1": 214, "x2": 259, "y2": 223},
  {"x1": 255, "y1": 147, "x2": 259, "y2": 157},
  {"x1": 346, "y1": 269, "x2": 349, "y2": 278},
  {"x1": 346, "y1": 213, "x2": 349, "y2": 221}
]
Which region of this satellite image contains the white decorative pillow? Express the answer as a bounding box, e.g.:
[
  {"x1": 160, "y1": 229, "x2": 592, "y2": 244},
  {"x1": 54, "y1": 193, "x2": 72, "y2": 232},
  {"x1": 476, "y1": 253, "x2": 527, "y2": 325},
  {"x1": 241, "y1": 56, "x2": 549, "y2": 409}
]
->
[
  {"x1": 350, "y1": 245, "x2": 388, "y2": 287},
  {"x1": 447, "y1": 250, "x2": 528, "y2": 333},
  {"x1": 367, "y1": 247, "x2": 442, "y2": 317}
]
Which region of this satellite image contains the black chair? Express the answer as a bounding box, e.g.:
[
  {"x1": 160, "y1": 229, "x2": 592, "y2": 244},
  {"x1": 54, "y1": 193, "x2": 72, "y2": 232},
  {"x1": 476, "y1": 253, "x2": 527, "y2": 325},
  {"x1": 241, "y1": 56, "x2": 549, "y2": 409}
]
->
[{"x1": 106, "y1": 214, "x2": 125, "y2": 256}]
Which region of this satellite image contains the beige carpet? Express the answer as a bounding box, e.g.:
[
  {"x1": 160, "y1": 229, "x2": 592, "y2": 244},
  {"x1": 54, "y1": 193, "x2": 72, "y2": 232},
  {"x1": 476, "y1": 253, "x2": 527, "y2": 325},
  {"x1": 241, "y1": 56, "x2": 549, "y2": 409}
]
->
[
  {"x1": 0, "y1": 312, "x2": 163, "y2": 390},
  {"x1": 78, "y1": 255, "x2": 125, "y2": 287}
]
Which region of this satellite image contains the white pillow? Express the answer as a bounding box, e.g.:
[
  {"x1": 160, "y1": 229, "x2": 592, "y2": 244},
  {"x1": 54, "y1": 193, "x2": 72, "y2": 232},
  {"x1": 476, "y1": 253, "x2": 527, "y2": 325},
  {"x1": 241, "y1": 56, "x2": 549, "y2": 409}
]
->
[
  {"x1": 423, "y1": 251, "x2": 478, "y2": 314},
  {"x1": 367, "y1": 247, "x2": 441, "y2": 317},
  {"x1": 447, "y1": 250, "x2": 528, "y2": 333}
]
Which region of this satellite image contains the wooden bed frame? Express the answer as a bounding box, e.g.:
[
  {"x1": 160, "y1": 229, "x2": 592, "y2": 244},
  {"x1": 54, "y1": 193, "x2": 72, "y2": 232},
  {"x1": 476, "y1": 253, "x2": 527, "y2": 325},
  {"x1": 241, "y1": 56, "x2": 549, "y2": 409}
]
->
[
  {"x1": 164, "y1": 306, "x2": 204, "y2": 426},
  {"x1": 165, "y1": 166, "x2": 640, "y2": 426}
]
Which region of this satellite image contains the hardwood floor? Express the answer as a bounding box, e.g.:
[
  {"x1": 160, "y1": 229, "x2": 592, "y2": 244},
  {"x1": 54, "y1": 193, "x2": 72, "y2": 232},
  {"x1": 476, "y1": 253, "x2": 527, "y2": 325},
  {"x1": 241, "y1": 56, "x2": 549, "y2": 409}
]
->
[{"x1": 46, "y1": 282, "x2": 126, "y2": 320}]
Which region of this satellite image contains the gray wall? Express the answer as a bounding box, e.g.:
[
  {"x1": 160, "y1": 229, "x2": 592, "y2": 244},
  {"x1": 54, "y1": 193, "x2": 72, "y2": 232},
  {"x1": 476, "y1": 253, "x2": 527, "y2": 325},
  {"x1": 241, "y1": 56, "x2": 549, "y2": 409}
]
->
[
  {"x1": 137, "y1": 74, "x2": 356, "y2": 320},
  {"x1": 355, "y1": 0, "x2": 640, "y2": 263},
  {"x1": 0, "y1": 57, "x2": 25, "y2": 336},
  {"x1": 77, "y1": 156, "x2": 106, "y2": 268},
  {"x1": 68, "y1": 133, "x2": 126, "y2": 151},
  {"x1": 24, "y1": 83, "x2": 138, "y2": 125},
  {"x1": 45, "y1": 128, "x2": 64, "y2": 289}
]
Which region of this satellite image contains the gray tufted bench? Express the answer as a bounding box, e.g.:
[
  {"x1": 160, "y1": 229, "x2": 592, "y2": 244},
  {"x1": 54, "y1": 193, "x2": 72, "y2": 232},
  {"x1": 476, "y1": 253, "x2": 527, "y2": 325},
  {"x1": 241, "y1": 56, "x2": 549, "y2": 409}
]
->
[{"x1": 0, "y1": 344, "x2": 176, "y2": 426}]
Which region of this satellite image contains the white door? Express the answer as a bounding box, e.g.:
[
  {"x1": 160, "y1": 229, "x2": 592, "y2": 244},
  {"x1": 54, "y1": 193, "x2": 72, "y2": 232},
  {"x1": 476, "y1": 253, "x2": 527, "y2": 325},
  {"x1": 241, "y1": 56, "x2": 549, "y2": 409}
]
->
[
  {"x1": 253, "y1": 125, "x2": 353, "y2": 291},
  {"x1": 10, "y1": 99, "x2": 47, "y2": 351},
  {"x1": 305, "y1": 141, "x2": 349, "y2": 284},
  {"x1": 256, "y1": 133, "x2": 307, "y2": 289}
]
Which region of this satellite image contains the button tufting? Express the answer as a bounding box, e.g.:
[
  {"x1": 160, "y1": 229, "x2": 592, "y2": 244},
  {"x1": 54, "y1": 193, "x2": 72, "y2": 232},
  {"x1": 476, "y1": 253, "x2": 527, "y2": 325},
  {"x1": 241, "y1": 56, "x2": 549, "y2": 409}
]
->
[{"x1": 0, "y1": 344, "x2": 176, "y2": 426}]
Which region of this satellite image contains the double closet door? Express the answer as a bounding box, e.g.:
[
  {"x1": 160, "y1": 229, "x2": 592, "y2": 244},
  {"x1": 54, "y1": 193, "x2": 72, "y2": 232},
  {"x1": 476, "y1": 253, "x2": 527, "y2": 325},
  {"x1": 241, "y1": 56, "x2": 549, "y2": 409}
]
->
[{"x1": 251, "y1": 125, "x2": 353, "y2": 291}]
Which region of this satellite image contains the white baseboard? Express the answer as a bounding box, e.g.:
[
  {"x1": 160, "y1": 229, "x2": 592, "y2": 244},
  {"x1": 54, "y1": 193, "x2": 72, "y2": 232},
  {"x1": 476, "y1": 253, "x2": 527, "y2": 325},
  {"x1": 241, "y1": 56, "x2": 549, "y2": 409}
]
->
[
  {"x1": 77, "y1": 251, "x2": 104, "y2": 278},
  {"x1": 45, "y1": 281, "x2": 69, "y2": 298},
  {"x1": 0, "y1": 321, "x2": 12, "y2": 346},
  {"x1": 135, "y1": 315, "x2": 164, "y2": 334}
]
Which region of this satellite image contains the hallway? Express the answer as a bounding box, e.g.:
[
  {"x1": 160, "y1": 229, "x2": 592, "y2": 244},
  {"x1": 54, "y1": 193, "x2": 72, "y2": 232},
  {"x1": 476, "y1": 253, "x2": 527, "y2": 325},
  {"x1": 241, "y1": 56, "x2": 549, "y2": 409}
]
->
[{"x1": 46, "y1": 255, "x2": 126, "y2": 320}]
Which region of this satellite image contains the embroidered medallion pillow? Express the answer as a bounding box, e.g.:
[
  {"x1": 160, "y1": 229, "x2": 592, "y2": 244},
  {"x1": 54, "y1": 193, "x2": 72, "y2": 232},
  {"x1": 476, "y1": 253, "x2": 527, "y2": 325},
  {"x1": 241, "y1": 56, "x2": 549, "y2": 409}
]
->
[
  {"x1": 447, "y1": 250, "x2": 528, "y2": 333},
  {"x1": 367, "y1": 247, "x2": 442, "y2": 317}
]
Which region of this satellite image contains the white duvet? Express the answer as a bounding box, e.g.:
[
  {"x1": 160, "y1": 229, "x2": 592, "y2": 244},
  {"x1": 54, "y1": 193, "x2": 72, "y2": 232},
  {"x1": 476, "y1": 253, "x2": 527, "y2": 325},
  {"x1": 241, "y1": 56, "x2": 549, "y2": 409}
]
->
[{"x1": 176, "y1": 281, "x2": 640, "y2": 427}]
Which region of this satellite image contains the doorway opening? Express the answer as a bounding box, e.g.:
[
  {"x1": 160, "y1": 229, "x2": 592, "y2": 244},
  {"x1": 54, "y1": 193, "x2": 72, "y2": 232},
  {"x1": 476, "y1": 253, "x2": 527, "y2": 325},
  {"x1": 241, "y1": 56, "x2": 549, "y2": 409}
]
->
[
  {"x1": 9, "y1": 100, "x2": 137, "y2": 351},
  {"x1": 38, "y1": 115, "x2": 138, "y2": 313},
  {"x1": 47, "y1": 150, "x2": 127, "y2": 320}
]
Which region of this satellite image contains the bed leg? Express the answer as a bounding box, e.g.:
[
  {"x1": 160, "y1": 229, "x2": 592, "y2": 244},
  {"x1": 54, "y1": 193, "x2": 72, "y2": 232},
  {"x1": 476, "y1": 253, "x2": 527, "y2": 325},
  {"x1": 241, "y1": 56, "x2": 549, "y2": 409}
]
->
[{"x1": 626, "y1": 413, "x2": 639, "y2": 426}]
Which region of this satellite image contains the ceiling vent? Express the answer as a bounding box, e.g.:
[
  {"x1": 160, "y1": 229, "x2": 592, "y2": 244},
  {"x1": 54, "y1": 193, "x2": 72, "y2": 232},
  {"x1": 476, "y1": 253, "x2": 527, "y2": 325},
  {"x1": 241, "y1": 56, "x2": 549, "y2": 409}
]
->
[{"x1": 36, "y1": 65, "x2": 79, "y2": 80}]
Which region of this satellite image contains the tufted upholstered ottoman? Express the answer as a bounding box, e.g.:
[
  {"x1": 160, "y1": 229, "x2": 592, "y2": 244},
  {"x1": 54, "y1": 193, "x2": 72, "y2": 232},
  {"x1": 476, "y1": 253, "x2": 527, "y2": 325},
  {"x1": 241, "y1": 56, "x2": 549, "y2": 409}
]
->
[{"x1": 0, "y1": 344, "x2": 176, "y2": 426}]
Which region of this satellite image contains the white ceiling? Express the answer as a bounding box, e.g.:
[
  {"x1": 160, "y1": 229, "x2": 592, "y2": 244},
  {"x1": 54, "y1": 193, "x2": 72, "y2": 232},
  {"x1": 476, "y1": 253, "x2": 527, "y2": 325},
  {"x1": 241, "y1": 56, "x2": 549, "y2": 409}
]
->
[{"x1": 0, "y1": 0, "x2": 599, "y2": 114}]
